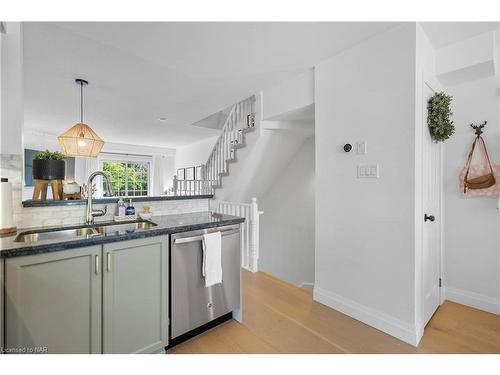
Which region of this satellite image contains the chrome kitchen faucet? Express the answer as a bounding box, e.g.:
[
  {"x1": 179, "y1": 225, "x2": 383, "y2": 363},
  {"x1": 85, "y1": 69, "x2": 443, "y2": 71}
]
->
[{"x1": 86, "y1": 171, "x2": 114, "y2": 224}]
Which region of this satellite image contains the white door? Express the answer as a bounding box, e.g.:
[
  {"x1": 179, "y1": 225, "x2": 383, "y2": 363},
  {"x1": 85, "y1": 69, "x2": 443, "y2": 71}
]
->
[{"x1": 422, "y1": 82, "x2": 442, "y2": 326}]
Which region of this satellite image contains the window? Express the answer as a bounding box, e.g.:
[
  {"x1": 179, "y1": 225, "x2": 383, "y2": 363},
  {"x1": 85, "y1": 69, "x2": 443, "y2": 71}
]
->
[{"x1": 100, "y1": 154, "x2": 151, "y2": 197}]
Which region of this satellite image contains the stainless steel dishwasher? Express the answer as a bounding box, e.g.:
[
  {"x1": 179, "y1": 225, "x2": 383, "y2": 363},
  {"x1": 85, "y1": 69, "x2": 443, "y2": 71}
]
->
[{"x1": 170, "y1": 224, "x2": 241, "y2": 341}]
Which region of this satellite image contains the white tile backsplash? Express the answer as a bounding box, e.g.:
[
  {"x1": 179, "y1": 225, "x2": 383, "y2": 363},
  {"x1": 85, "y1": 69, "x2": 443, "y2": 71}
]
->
[{"x1": 15, "y1": 199, "x2": 210, "y2": 229}]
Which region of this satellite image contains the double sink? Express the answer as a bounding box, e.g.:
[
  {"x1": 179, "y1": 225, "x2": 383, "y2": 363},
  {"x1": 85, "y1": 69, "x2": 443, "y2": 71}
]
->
[{"x1": 14, "y1": 220, "x2": 157, "y2": 244}]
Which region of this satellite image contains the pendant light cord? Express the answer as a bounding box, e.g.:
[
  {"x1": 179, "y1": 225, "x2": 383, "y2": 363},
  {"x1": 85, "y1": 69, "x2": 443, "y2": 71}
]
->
[{"x1": 80, "y1": 81, "x2": 84, "y2": 123}]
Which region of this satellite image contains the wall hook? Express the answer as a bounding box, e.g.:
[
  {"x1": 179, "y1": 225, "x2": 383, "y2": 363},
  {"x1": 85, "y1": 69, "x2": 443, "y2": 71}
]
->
[{"x1": 470, "y1": 121, "x2": 487, "y2": 136}]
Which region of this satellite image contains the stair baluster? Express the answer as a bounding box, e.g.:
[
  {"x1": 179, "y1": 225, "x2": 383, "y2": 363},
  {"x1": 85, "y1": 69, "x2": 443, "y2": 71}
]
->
[{"x1": 200, "y1": 96, "x2": 255, "y2": 192}]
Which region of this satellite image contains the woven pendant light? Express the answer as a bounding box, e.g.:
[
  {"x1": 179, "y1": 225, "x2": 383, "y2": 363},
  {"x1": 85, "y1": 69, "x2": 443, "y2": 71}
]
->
[{"x1": 58, "y1": 79, "x2": 104, "y2": 157}]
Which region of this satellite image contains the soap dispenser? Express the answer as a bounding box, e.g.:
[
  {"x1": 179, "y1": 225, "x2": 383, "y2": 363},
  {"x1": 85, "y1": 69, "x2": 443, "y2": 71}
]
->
[
  {"x1": 125, "y1": 198, "x2": 135, "y2": 216},
  {"x1": 117, "y1": 197, "x2": 126, "y2": 216}
]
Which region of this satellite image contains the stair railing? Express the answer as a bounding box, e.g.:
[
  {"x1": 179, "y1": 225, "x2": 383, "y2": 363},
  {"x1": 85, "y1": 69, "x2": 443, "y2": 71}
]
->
[
  {"x1": 204, "y1": 96, "x2": 255, "y2": 188},
  {"x1": 210, "y1": 197, "x2": 263, "y2": 272},
  {"x1": 173, "y1": 96, "x2": 255, "y2": 196},
  {"x1": 173, "y1": 176, "x2": 217, "y2": 196}
]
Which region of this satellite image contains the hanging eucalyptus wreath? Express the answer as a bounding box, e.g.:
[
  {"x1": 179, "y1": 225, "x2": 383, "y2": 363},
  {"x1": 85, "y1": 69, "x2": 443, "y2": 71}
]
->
[{"x1": 427, "y1": 92, "x2": 455, "y2": 142}]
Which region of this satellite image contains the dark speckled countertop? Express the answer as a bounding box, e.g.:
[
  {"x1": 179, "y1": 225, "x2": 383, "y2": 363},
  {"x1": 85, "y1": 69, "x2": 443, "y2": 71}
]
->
[{"x1": 0, "y1": 212, "x2": 244, "y2": 258}]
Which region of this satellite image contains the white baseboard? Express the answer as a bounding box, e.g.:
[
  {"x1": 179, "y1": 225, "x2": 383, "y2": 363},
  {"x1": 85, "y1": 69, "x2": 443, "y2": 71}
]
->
[
  {"x1": 313, "y1": 286, "x2": 419, "y2": 347},
  {"x1": 444, "y1": 287, "x2": 500, "y2": 315},
  {"x1": 299, "y1": 282, "x2": 315, "y2": 289}
]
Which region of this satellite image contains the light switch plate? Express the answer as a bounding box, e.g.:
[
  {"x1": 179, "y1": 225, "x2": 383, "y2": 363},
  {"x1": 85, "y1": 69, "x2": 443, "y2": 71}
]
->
[
  {"x1": 357, "y1": 164, "x2": 379, "y2": 178},
  {"x1": 356, "y1": 141, "x2": 367, "y2": 154}
]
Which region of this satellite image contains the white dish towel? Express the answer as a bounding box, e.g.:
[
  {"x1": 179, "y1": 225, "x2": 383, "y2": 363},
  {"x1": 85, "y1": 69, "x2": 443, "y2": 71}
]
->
[{"x1": 202, "y1": 231, "x2": 223, "y2": 287}]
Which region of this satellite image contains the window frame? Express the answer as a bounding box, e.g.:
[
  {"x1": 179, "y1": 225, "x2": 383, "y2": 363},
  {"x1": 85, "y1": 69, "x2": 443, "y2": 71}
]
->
[{"x1": 99, "y1": 153, "x2": 152, "y2": 197}]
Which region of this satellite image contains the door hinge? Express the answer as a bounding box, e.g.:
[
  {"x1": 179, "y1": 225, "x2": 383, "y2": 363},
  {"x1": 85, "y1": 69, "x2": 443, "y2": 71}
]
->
[{"x1": 439, "y1": 278, "x2": 442, "y2": 288}]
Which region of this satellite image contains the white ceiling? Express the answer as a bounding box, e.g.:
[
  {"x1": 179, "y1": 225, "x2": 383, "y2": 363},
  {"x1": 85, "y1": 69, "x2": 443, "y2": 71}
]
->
[
  {"x1": 23, "y1": 22, "x2": 398, "y2": 148},
  {"x1": 24, "y1": 22, "x2": 498, "y2": 149}
]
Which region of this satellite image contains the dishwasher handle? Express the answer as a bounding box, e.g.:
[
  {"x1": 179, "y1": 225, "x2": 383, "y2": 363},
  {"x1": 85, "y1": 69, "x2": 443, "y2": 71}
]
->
[{"x1": 174, "y1": 228, "x2": 240, "y2": 244}]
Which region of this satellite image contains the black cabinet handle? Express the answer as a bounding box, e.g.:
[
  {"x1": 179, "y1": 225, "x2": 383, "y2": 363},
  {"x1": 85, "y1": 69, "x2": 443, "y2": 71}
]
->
[{"x1": 424, "y1": 214, "x2": 435, "y2": 222}]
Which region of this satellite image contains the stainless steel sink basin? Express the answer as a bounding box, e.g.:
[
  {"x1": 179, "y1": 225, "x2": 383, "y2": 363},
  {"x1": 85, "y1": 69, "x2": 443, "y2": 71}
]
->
[
  {"x1": 14, "y1": 220, "x2": 157, "y2": 243},
  {"x1": 14, "y1": 227, "x2": 101, "y2": 243},
  {"x1": 135, "y1": 221, "x2": 157, "y2": 229},
  {"x1": 94, "y1": 220, "x2": 157, "y2": 234}
]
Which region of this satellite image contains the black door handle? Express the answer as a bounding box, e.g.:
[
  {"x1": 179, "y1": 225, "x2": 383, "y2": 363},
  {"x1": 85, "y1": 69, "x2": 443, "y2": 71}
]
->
[{"x1": 424, "y1": 214, "x2": 435, "y2": 222}]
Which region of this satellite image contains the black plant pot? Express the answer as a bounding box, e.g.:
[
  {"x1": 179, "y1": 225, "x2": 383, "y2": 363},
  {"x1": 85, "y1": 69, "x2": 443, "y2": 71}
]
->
[{"x1": 32, "y1": 159, "x2": 66, "y2": 180}]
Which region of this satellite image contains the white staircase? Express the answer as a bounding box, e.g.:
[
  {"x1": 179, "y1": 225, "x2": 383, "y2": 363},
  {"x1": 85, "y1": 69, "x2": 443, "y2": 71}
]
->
[
  {"x1": 173, "y1": 96, "x2": 256, "y2": 196},
  {"x1": 203, "y1": 96, "x2": 256, "y2": 191}
]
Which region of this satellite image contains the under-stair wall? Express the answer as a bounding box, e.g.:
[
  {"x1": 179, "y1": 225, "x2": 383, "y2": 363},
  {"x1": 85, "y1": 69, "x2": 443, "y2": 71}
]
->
[
  {"x1": 258, "y1": 137, "x2": 315, "y2": 287},
  {"x1": 214, "y1": 128, "x2": 309, "y2": 202}
]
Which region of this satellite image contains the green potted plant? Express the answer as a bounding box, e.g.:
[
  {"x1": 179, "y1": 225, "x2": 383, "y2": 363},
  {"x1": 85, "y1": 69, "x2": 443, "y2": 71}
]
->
[{"x1": 32, "y1": 150, "x2": 67, "y2": 180}]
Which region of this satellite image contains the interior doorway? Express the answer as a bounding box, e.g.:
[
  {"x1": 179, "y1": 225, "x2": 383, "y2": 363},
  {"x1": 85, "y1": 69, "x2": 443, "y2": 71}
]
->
[{"x1": 422, "y1": 81, "x2": 443, "y2": 327}]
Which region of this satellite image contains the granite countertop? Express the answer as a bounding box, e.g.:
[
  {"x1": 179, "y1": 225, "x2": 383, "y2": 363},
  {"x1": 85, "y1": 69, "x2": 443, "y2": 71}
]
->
[
  {"x1": 22, "y1": 194, "x2": 214, "y2": 207},
  {"x1": 0, "y1": 211, "x2": 245, "y2": 258}
]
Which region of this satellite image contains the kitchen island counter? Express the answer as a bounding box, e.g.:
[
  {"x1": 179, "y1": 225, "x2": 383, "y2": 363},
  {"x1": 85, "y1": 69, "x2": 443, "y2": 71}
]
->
[{"x1": 0, "y1": 212, "x2": 244, "y2": 258}]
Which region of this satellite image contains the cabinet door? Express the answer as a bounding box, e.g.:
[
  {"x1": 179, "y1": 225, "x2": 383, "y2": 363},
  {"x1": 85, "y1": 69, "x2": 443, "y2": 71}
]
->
[
  {"x1": 103, "y1": 236, "x2": 168, "y2": 354},
  {"x1": 5, "y1": 246, "x2": 102, "y2": 354}
]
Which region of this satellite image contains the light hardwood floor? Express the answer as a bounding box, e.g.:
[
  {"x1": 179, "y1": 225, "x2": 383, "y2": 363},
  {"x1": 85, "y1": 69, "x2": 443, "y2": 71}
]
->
[{"x1": 167, "y1": 270, "x2": 500, "y2": 354}]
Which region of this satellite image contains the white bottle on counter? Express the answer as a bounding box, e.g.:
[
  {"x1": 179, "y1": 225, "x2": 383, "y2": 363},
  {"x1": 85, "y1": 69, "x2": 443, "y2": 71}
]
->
[
  {"x1": 117, "y1": 198, "x2": 126, "y2": 216},
  {"x1": 0, "y1": 177, "x2": 16, "y2": 234}
]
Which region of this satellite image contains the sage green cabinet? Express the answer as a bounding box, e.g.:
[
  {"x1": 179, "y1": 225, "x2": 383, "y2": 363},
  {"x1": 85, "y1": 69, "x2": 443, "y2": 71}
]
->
[
  {"x1": 3, "y1": 235, "x2": 169, "y2": 354},
  {"x1": 102, "y1": 236, "x2": 169, "y2": 354},
  {"x1": 4, "y1": 246, "x2": 102, "y2": 354}
]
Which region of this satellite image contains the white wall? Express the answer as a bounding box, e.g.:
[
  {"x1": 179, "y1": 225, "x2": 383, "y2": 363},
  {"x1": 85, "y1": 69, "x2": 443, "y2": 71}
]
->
[
  {"x1": 259, "y1": 137, "x2": 315, "y2": 287},
  {"x1": 1, "y1": 22, "x2": 23, "y2": 156},
  {"x1": 262, "y1": 69, "x2": 314, "y2": 120},
  {"x1": 216, "y1": 128, "x2": 308, "y2": 202},
  {"x1": 175, "y1": 135, "x2": 218, "y2": 171},
  {"x1": 443, "y1": 75, "x2": 500, "y2": 314},
  {"x1": 314, "y1": 24, "x2": 420, "y2": 345}
]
